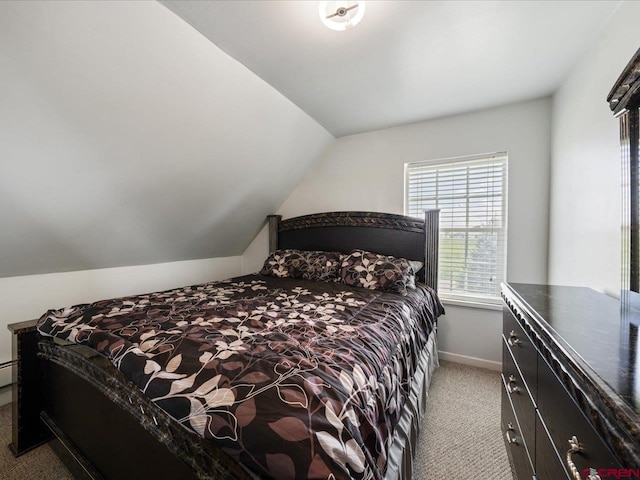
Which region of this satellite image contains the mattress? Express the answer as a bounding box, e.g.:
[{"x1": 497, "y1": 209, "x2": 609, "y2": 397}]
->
[{"x1": 37, "y1": 274, "x2": 444, "y2": 480}]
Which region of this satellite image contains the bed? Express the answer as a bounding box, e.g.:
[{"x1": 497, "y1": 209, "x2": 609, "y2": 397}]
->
[{"x1": 8, "y1": 210, "x2": 443, "y2": 480}]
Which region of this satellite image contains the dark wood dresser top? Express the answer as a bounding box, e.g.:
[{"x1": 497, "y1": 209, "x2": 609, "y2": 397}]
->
[{"x1": 502, "y1": 282, "x2": 640, "y2": 467}]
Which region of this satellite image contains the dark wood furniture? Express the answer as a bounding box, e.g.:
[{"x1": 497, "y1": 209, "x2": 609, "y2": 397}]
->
[
  {"x1": 501, "y1": 48, "x2": 640, "y2": 480},
  {"x1": 267, "y1": 210, "x2": 439, "y2": 288},
  {"x1": 7, "y1": 319, "x2": 53, "y2": 456},
  {"x1": 501, "y1": 283, "x2": 640, "y2": 480},
  {"x1": 8, "y1": 210, "x2": 440, "y2": 480},
  {"x1": 607, "y1": 47, "x2": 640, "y2": 293}
]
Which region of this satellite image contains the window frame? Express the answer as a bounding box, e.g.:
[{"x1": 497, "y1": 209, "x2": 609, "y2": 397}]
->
[{"x1": 404, "y1": 152, "x2": 508, "y2": 309}]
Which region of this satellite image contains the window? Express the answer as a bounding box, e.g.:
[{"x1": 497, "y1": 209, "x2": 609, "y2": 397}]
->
[{"x1": 405, "y1": 152, "x2": 508, "y2": 307}]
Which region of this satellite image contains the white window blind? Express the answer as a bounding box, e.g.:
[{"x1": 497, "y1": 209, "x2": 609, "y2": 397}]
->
[{"x1": 405, "y1": 153, "x2": 508, "y2": 306}]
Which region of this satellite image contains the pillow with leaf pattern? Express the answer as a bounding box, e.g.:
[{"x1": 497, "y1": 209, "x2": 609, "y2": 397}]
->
[
  {"x1": 340, "y1": 250, "x2": 415, "y2": 294},
  {"x1": 260, "y1": 249, "x2": 344, "y2": 281},
  {"x1": 298, "y1": 250, "x2": 344, "y2": 282},
  {"x1": 259, "y1": 249, "x2": 306, "y2": 278}
]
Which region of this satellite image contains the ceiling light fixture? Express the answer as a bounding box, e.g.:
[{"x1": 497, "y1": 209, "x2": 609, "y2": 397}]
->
[{"x1": 319, "y1": 1, "x2": 366, "y2": 31}]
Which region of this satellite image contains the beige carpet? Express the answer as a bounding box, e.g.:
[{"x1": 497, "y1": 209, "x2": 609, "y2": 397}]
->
[
  {"x1": 0, "y1": 360, "x2": 510, "y2": 479},
  {"x1": 0, "y1": 402, "x2": 73, "y2": 480},
  {"x1": 414, "y1": 361, "x2": 512, "y2": 480}
]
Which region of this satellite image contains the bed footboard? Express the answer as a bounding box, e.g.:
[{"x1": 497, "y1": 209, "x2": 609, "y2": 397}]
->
[
  {"x1": 37, "y1": 340, "x2": 252, "y2": 480},
  {"x1": 7, "y1": 321, "x2": 252, "y2": 480},
  {"x1": 7, "y1": 319, "x2": 52, "y2": 456}
]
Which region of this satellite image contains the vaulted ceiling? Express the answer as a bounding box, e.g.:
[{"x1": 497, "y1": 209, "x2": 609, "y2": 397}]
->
[
  {"x1": 0, "y1": 0, "x2": 621, "y2": 278},
  {"x1": 162, "y1": 0, "x2": 620, "y2": 136}
]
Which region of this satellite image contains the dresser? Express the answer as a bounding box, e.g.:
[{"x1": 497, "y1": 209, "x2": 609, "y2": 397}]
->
[{"x1": 501, "y1": 283, "x2": 640, "y2": 480}]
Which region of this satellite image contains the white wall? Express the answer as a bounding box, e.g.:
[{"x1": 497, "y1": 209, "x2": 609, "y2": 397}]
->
[
  {"x1": 243, "y1": 97, "x2": 552, "y2": 366},
  {"x1": 0, "y1": 256, "x2": 241, "y2": 396},
  {"x1": 549, "y1": 1, "x2": 640, "y2": 294},
  {"x1": 0, "y1": 1, "x2": 332, "y2": 278}
]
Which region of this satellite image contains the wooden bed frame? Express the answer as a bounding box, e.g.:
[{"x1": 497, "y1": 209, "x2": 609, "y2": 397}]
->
[
  {"x1": 8, "y1": 210, "x2": 439, "y2": 480},
  {"x1": 268, "y1": 211, "x2": 439, "y2": 287}
]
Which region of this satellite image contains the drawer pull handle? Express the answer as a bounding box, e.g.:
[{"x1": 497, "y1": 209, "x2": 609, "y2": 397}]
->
[
  {"x1": 508, "y1": 330, "x2": 521, "y2": 347},
  {"x1": 507, "y1": 374, "x2": 519, "y2": 394},
  {"x1": 505, "y1": 430, "x2": 518, "y2": 445},
  {"x1": 567, "y1": 436, "x2": 601, "y2": 480}
]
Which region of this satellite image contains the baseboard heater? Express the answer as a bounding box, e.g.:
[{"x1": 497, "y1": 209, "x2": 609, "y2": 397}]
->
[{"x1": 0, "y1": 360, "x2": 16, "y2": 389}]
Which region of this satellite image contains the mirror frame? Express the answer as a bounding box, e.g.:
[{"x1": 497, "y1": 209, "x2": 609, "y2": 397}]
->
[{"x1": 608, "y1": 48, "x2": 640, "y2": 293}]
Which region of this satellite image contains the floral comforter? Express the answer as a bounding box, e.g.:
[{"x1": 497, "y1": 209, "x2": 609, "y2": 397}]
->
[{"x1": 37, "y1": 274, "x2": 443, "y2": 480}]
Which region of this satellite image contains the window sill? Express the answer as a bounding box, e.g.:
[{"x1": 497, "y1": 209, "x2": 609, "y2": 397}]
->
[{"x1": 440, "y1": 298, "x2": 503, "y2": 311}]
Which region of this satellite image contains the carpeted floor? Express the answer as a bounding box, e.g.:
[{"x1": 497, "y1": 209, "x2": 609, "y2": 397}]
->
[
  {"x1": 0, "y1": 360, "x2": 510, "y2": 479},
  {"x1": 0, "y1": 402, "x2": 73, "y2": 480},
  {"x1": 413, "y1": 361, "x2": 512, "y2": 480}
]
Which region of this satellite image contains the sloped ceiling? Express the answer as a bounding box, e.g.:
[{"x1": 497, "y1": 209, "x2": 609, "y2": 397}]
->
[
  {"x1": 0, "y1": 1, "x2": 333, "y2": 278},
  {"x1": 162, "y1": 0, "x2": 620, "y2": 137}
]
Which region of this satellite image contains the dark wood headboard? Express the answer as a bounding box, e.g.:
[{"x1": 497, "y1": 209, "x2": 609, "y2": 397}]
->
[{"x1": 267, "y1": 210, "x2": 439, "y2": 290}]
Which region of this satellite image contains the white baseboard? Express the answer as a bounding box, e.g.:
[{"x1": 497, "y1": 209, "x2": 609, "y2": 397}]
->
[{"x1": 438, "y1": 350, "x2": 502, "y2": 372}]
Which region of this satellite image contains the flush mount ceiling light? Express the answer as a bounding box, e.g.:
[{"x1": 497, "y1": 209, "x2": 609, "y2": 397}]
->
[{"x1": 319, "y1": 1, "x2": 366, "y2": 31}]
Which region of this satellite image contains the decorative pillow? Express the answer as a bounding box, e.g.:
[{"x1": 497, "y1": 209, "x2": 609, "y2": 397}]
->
[
  {"x1": 340, "y1": 250, "x2": 415, "y2": 294},
  {"x1": 260, "y1": 249, "x2": 344, "y2": 281},
  {"x1": 298, "y1": 250, "x2": 344, "y2": 282},
  {"x1": 259, "y1": 249, "x2": 306, "y2": 278}
]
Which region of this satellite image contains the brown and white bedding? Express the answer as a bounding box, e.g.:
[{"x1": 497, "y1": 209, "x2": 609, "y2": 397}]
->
[{"x1": 37, "y1": 274, "x2": 443, "y2": 480}]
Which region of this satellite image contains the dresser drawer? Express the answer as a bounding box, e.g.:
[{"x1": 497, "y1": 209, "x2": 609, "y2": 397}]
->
[
  {"x1": 537, "y1": 354, "x2": 620, "y2": 473},
  {"x1": 535, "y1": 412, "x2": 570, "y2": 480},
  {"x1": 501, "y1": 376, "x2": 534, "y2": 480},
  {"x1": 503, "y1": 308, "x2": 537, "y2": 402},
  {"x1": 502, "y1": 339, "x2": 535, "y2": 458}
]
